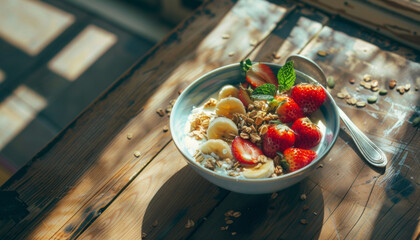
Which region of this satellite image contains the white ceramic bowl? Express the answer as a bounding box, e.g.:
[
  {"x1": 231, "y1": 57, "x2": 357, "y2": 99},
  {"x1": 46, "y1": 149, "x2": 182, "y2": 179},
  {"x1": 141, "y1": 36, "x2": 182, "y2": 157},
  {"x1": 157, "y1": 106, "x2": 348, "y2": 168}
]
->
[{"x1": 170, "y1": 63, "x2": 340, "y2": 194}]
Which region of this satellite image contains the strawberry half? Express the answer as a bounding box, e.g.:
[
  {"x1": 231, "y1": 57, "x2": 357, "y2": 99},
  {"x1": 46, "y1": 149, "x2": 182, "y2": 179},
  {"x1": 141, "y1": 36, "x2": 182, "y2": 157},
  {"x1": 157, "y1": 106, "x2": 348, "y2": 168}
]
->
[
  {"x1": 262, "y1": 124, "x2": 295, "y2": 158},
  {"x1": 291, "y1": 117, "x2": 321, "y2": 149},
  {"x1": 241, "y1": 59, "x2": 278, "y2": 88},
  {"x1": 291, "y1": 83, "x2": 326, "y2": 115},
  {"x1": 283, "y1": 148, "x2": 317, "y2": 172},
  {"x1": 238, "y1": 83, "x2": 253, "y2": 108},
  {"x1": 275, "y1": 96, "x2": 304, "y2": 123},
  {"x1": 232, "y1": 136, "x2": 263, "y2": 164}
]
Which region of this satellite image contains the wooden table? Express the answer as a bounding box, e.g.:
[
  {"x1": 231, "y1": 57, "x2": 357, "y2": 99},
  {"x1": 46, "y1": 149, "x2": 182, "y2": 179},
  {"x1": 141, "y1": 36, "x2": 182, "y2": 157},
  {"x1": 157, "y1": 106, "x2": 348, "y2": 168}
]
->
[{"x1": 1, "y1": 0, "x2": 419, "y2": 239}]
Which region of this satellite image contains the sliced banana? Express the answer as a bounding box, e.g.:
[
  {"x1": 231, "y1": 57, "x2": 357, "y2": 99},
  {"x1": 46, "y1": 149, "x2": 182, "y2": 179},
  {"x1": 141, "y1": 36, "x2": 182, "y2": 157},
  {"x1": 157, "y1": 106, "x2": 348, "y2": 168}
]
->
[
  {"x1": 199, "y1": 139, "x2": 233, "y2": 159},
  {"x1": 215, "y1": 97, "x2": 246, "y2": 119},
  {"x1": 207, "y1": 117, "x2": 238, "y2": 140},
  {"x1": 218, "y1": 85, "x2": 239, "y2": 100},
  {"x1": 242, "y1": 159, "x2": 274, "y2": 179}
]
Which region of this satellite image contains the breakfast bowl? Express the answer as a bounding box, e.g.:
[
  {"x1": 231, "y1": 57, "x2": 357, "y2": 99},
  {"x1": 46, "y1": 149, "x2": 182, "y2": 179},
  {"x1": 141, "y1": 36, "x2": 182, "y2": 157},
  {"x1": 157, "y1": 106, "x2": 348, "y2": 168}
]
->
[{"x1": 170, "y1": 62, "x2": 340, "y2": 194}]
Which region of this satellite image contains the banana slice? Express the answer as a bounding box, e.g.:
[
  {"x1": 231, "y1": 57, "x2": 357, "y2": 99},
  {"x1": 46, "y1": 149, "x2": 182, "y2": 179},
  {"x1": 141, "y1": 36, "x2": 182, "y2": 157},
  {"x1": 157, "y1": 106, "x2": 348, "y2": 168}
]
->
[
  {"x1": 215, "y1": 97, "x2": 246, "y2": 119},
  {"x1": 218, "y1": 85, "x2": 239, "y2": 100},
  {"x1": 242, "y1": 159, "x2": 274, "y2": 179},
  {"x1": 207, "y1": 117, "x2": 238, "y2": 140},
  {"x1": 199, "y1": 139, "x2": 233, "y2": 159}
]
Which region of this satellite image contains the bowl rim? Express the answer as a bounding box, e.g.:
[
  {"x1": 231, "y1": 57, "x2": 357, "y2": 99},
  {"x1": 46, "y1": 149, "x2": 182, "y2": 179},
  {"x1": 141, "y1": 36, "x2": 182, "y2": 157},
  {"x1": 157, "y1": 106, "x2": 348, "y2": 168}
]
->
[{"x1": 170, "y1": 62, "x2": 340, "y2": 183}]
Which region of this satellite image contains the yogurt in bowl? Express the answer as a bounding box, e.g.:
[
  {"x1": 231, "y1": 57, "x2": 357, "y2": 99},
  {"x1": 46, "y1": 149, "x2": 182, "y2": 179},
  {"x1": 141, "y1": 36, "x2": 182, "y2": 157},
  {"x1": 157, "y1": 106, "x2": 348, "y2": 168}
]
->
[{"x1": 170, "y1": 61, "x2": 339, "y2": 194}]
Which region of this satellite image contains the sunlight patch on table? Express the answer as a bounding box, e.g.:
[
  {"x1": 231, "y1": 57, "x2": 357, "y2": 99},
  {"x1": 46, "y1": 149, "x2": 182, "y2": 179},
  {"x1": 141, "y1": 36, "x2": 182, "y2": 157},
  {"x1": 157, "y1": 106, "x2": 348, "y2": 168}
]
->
[
  {"x1": 0, "y1": 0, "x2": 74, "y2": 56},
  {"x1": 0, "y1": 85, "x2": 47, "y2": 150},
  {"x1": 0, "y1": 69, "x2": 5, "y2": 83},
  {"x1": 48, "y1": 25, "x2": 117, "y2": 81}
]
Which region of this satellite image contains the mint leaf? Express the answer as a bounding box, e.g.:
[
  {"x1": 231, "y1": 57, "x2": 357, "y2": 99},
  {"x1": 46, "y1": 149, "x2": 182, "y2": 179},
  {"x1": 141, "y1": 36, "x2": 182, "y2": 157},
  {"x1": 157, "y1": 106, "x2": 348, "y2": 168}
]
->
[
  {"x1": 251, "y1": 83, "x2": 277, "y2": 96},
  {"x1": 277, "y1": 61, "x2": 296, "y2": 92},
  {"x1": 240, "y1": 58, "x2": 252, "y2": 72}
]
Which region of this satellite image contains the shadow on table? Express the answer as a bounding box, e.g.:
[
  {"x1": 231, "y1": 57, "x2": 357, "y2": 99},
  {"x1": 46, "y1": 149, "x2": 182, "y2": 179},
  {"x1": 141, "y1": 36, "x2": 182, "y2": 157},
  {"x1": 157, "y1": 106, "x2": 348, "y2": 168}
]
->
[{"x1": 142, "y1": 165, "x2": 324, "y2": 239}]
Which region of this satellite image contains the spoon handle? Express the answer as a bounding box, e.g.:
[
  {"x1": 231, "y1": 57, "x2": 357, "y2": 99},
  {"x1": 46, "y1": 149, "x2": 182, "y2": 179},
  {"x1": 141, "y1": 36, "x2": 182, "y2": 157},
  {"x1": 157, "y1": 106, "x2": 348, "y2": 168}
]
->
[{"x1": 338, "y1": 108, "x2": 387, "y2": 167}]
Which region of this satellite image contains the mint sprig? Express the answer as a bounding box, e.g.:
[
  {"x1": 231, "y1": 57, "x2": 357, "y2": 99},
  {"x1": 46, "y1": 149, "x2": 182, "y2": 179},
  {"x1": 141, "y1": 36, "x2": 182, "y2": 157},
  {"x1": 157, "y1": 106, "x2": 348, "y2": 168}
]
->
[
  {"x1": 277, "y1": 61, "x2": 296, "y2": 92},
  {"x1": 251, "y1": 83, "x2": 276, "y2": 101},
  {"x1": 240, "y1": 59, "x2": 252, "y2": 72}
]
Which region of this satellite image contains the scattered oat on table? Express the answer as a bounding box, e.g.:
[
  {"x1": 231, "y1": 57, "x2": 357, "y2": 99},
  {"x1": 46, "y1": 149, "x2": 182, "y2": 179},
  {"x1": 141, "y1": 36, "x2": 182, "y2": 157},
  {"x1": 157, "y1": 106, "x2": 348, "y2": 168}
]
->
[
  {"x1": 317, "y1": 163, "x2": 323, "y2": 169},
  {"x1": 346, "y1": 98, "x2": 357, "y2": 105},
  {"x1": 127, "y1": 133, "x2": 133, "y2": 140},
  {"x1": 222, "y1": 33, "x2": 230, "y2": 39},
  {"x1": 317, "y1": 50, "x2": 328, "y2": 56},
  {"x1": 356, "y1": 101, "x2": 366, "y2": 108},
  {"x1": 404, "y1": 84, "x2": 411, "y2": 91},
  {"x1": 363, "y1": 74, "x2": 371, "y2": 82},
  {"x1": 185, "y1": 219, "x2": 195, "y2": 229},
  {"x1": 379, "y1": 89, "x2": 388, "y2": 95},
  {"x1": 396, "y1": 86, "x2": 405, "y2": 94},
  {"x1": 232, "y1": 232, "x2": 237, "y2": 236},
  {"x1": 389, "y1": 79, "x2": 397, "y2": 89},
  {"x1": 249, "y1": 39, "x2": 258, "y2": 46},
  {"x1": 367, "y1": 96, "x2": 377, "y2": 104},
  {"x1": 271, "y1": 192, "x2": 278, "y2": 199},
  {"x1": 134, "y1": 151, "x2": 141, "y2": 158},
  {"x1": 313, "y1": 211, "x2": 318, "y2": 216},
  {"x1": 142, "y1": 232, "x2": 147, "y2": 238},
  {"x1": 152, "y1": 220, "x2": 158, "y2": 227},
  {"x1": 300, "y1": 219, "x2": 308, "y2": 225},
  {"x1": 226, "y1": 219, "x2": 234, "y2": 225},
  {"x1": 163, "y1": 125, "x2": 169, "y2": 132},
  {"x1": 349, "y1": 78, "x2": 355, "y2": 84},
  {"x1": 232, "y1": 211, "x2": 241, "y2": 218},
  {"x1": 272, "y1": 52, "x2": 281, "y2": 59},
  {"x1": 300, "y1": 194, "x2": 307, "y2": 200},
  {"x1": 156, "y1": 108, "x2": 165, "y2": 117},
  {"x1": 303, "y1": 205, "x2": 309, "y2": 211},
  {"x1": 178, "y1": 89, "x2": 183, "y2": 95}
]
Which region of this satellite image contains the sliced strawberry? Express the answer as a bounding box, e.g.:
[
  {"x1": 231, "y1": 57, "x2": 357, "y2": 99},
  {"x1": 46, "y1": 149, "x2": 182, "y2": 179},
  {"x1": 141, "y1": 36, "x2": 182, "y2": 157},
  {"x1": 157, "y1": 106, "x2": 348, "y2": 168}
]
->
[
  {"x1": 252, "y1": 63, "x2": 278, "y2": 86},
  {"x1": 275, "y1": 96, "x2": 304, "y2": 123},
  {"x1": 232, "y1": 136, "x2": 263, "y2": 164},
  {"x1": 291, "y1": 83, "x2": 326, "y2": 115},
  {"x1": 242, "y1": 59, "x2": 278, "y2": 88},
  {"x1": 291, "y1": 117, "x2": 322, "y2": 149},
  {"x1": 262, "y1": 124, "x2": 295, "y2": 158},
  {"x1": 283, "y1": 148, "x2": 317, "y2": 172},
  {"x1": 238, "y1": 83, "x2": 253, "y2": 107}
]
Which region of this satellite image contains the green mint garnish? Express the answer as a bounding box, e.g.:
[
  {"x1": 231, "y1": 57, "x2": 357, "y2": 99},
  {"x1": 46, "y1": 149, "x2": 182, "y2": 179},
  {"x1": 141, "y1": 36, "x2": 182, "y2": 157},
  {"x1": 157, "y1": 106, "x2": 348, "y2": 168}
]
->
[
  {"x1": 240, "y1": 58, "x2": 252, "y2": 72},
  {"x1": 277, "y1": 61, "x2": 296, "y2": 92},
  {"x1": 280, "y1": 159, "x2": 289, "y2": 172},
  {"x1": 251, "y1": 83, "x2": 276, "y2": 101}
]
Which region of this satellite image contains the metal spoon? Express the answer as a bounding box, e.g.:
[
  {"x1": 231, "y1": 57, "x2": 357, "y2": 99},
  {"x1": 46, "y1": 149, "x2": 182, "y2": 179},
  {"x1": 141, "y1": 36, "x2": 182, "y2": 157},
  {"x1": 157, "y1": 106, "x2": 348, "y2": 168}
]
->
[{"x1": 286, "y1": 54, "x2": 387, "y2": 168}]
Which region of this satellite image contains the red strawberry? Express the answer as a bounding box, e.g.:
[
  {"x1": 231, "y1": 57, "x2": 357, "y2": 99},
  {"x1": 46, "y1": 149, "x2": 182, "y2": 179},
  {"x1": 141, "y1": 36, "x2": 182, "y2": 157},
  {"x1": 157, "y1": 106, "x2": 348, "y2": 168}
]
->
[
  {"x1": 275, "y1": 95, "x2": 304, "y2": 123},
  {"x1": 238, "y1": 83, "x2": 253, "y2": 107},
  {"x1": 232, "y1": 136, "x2": 263, "y2": 164},
  {"x1": 291, "y1": 117, "x2": 321, "y2": 149},
  {"x1": 243, "y1": 60, "x2": 278, "y2": 88},
  {"x1": 291, "y1": 83, "x2": 326, "y2": 115},
  {"x1": 283, "y1": 148, "x2": 317, "y2": 172},
  {"x1": 262, "y1": 124, "x2": 295, "y2": 158}
]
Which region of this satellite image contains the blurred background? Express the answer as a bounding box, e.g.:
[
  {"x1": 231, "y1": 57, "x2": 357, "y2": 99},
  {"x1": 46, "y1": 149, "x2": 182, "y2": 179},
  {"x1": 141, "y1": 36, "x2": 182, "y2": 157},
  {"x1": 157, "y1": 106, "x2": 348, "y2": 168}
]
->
[{"x1": 0, "y1": 0, "x2": 203, "y2": 185}]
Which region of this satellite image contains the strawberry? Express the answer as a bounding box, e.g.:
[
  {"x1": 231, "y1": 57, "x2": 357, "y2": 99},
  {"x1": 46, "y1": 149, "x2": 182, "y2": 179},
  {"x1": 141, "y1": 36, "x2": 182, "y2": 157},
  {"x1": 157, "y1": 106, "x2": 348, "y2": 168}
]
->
[
  {"x1": 262, "y1": 124, "x2": 295, "y2": 158},
  {"x1": 291, "y1": 117, "x2": 321, "y2": 149},
  {"x1": 291, "y1": 83, "x2": 326, "y2": 115},
  {"x1": 275, "y1": 95, "x2": 304, "y2": 123},
  {"x1": 282, "y1": 148, "x2": 317, "y2": 172},
  {"x1": 241, "y1": 59, "x2": 278, "y2": 88},
  {"x1": 238, "y1": 83, "x2": 253, "y2": 107},
  {"x1": 232, "y1": 136, "x2": 263, "y2": 164}
]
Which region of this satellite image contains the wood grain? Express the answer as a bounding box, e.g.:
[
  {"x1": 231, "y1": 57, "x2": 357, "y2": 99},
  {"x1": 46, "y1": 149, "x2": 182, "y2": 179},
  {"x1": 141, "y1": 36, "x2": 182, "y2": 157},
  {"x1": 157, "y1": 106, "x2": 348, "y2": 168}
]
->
[{"x1": 0, "y1": 0, "x2": 293, "y2": 239}]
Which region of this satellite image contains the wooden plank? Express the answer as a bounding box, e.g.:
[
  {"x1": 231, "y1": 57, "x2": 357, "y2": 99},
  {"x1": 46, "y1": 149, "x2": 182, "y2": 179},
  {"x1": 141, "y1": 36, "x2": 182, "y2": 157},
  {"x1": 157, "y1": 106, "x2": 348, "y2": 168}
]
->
[
  {"x1": 0, "y1": 0, "x2": 293, "y2": 239},
  {"x1": 78, "y1": 142, "x2": 229, "y2": 239},
  {"x1": 301, "y1": 0, "x2": 420, "y2": 51}
]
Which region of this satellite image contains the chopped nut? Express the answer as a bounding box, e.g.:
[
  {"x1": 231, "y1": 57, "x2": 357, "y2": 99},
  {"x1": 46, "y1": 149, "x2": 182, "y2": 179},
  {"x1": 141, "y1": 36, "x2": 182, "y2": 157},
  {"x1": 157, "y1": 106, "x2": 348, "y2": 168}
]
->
[
  {"x1": 169, "y1": 99, "x2": 177, "y2": 106},
  {"x1": 152, "y1": 220, "x2": 158, "y2": 227},
  {"x1": 389, "y1": 79, "x2": 397, "y2": 89},
  {"x1": 300, "y1": 194, "x2": 307, "y2": 200},
  {"x1": 204, "y1": 98, "x2": 217, "y2": 108},
  {"x1": 163, "y1": 125, "x2": 169, "y2": 132},
  {"x1": 274, "y1": 165, "x2": 283, "y2": 175},
  {"x1": 363, "y1": 74, "x2": 372, "y2": 82},
  {"x1": 134, "y1": 151, "x2": 141, "y2": 158},
  {"x1": 165, "y1": 105, "x2": 172, "y2": 113},
  {"x1": 127, "y1": 133, "x2": 133, "y2": 140},
  {"x1": 317, "y1": 50, "x2": 328, "y2": 56},
  {"x1": 397, "y1": 86, "x2": 405, "y2": 94},
  {"x1": 156, "y1": 108, "x2": 165, "y2": 117},
  {"x1": 178, "y1": 89, "x2": 183, "y2": 95},
  {"x1": 185, "y1": 219, "x2": 195, "y2": 229},
  {"x1": 300, "y1": 219, "x2": 308, "y2": 225}
]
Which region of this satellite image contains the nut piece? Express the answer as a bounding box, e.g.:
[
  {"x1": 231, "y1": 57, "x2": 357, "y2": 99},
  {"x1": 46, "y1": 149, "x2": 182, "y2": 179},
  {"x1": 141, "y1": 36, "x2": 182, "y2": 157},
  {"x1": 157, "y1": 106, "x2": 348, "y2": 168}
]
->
[
  {"x1": 163, "y1": 125, "x2": 169, "y2": 132},
  {"x1": 127, "y1": 133, "x2": 133, "y2": 140},
  {"x1": 156, "y1": 108, "x2": 165, "y2": 117},
  {"x1": 185, "y1": 219, "x2": 195, "y2": 229},
  {"x1": 363, "y1": 74, "x2": 372, "y2": 82},
  {"x1": 346, "y1": 98, "x2": 357, "y2": 105},
  {"x1": 389, "y1": 79, "x2": 397, "y2": 89},
  {"x1": 404, "y1": 84, "x2": 411, "y2": 91},
  {"x1": 396, "y1": 86, "x2": 405, "y2": 94},
  {"x1": 134, "y1": 151, "x2": 141, "y2": 158}
]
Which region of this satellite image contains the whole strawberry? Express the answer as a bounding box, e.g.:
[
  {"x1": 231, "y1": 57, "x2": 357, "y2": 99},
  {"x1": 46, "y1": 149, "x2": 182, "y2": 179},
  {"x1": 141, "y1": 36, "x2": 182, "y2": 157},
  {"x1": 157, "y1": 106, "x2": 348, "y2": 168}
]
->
[
  {"x1": 291, "y1": 117, "x2": 321, "y2": 149},
  {"x1": 283, "y1": 148, "x2": 317, "y2": 172},
  {"x1": 291, "y1": 83, "x2": 326, "y2": 115},
  {"x1": 263, "y1": 124, "x2": 295, "y2": 158},
  {"x1": 275, "y1": 96, "x2": 304, "y2": 123}
]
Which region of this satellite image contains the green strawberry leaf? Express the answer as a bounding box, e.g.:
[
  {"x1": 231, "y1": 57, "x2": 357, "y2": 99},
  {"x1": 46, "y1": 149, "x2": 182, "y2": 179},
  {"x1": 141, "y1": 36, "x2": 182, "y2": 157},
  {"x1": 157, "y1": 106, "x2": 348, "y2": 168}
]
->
[
  {"x1": 280, "y1": 159, "x2": 289, "y2": 172},
  {"x1": 277, "y1": 61, "x2": 296, "y2": 92},
  {"x1": 240, "y1": 58, "x2": 252, "y2": 72},
  {"x1": 251, "y1": 83, "x2": 277, "y2": 101}
]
